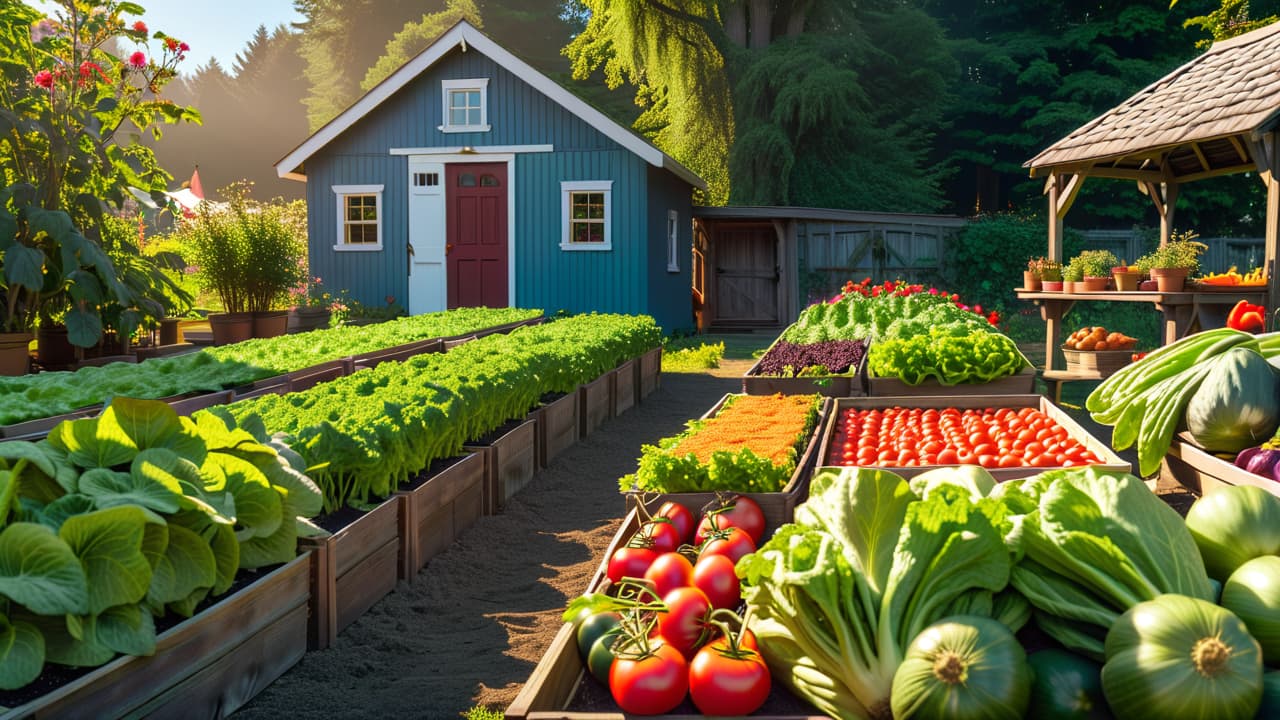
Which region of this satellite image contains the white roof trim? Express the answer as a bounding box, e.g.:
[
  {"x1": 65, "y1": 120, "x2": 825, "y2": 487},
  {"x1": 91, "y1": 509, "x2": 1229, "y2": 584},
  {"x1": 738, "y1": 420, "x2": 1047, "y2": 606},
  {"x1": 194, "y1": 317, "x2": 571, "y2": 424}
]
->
[
  {"x1": 274, "y1": 21, "x2": 706, "y2": 190},
  {"x1": 389, "y1": 144, "x2": 553, "y2": 155}
]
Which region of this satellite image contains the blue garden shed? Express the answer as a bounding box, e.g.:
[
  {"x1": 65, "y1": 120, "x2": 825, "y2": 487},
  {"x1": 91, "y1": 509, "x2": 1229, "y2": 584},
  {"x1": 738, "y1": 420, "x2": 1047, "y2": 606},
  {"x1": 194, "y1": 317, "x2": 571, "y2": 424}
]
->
[{"x1": 275, "y1": 20, "x2": 705, "y2": 333}]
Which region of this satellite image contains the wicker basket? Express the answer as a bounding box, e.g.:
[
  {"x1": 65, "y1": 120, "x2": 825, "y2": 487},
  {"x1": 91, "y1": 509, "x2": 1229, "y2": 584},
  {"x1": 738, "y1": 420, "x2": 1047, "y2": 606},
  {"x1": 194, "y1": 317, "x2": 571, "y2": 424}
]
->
[{"x1": 1062, "y1": 347, "x2": 1133, "y2": 374}]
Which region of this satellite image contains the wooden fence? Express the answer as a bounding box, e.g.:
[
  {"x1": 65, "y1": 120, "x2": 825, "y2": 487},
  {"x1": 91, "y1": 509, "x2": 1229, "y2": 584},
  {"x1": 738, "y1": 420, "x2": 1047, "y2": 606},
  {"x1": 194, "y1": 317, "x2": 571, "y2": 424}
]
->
[{"x1": 797, "y1": 220, "x2": 956, "y2": 302}]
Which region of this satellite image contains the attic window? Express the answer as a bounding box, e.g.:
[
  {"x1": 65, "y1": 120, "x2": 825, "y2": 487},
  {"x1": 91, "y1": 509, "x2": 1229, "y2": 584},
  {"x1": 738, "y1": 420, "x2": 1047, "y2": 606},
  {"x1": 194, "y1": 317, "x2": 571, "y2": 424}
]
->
[{"x1": 440, "y1": 78, "x2": 490, "y2": 133}]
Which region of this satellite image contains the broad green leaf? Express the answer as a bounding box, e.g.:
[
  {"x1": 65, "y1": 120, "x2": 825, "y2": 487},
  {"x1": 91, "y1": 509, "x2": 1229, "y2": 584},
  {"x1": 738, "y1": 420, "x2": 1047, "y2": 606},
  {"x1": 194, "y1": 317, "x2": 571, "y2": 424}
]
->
[
  {"x1": 253, "y1": 452, "x2": 323, "y2": 519},
  {"x1": 26, "y1": 612, "x2": 113, "y2": 667},
  {"x1": 237, "y1": 510, "x2": 296, "y2": 569},
  {"x1": 168, "y1": 586, "x2": 210, "y2": 618},
  {"x1": 134, "y1": 448, "x2": 230, "y2": 524},
  {"x1": 207, "y1": 522, "x2": 239, "y2": 594},
  {"x1": 0, "y1": 522, "x2": 88, "y2": 615},
  {"x1": 78, "y1": 467, "x2": 182, "y2": 515},
  {"x1": 41, "y1": 494, "x2": 98, "y2": 530},
  {"x1": 59, "y1": 506, "x2": 152, "y2": 615},
  {"x1": 0, "y1": 470, "x2": 12, "y2": 526},
  {"x1": 101, "y1": 398, "x2": 181, "y2": 453},
  {"x1": 47, "y1": 415, "x2": 138, "y2": 470},
  {"x1": 146, "y1": 524, "x2": 215, "y2": 605},
  {"x1": 0, "y1": 440, "x2": 56, "y2": 477},
  {"x1": 0, "y1": 614, "x2": 44, "y2": 690},
  {"x1": 64, "y1": 307, "x2": 103, "y2": 348},
  {"x1": 94, "y1": 604, "x2": 156, "y2": 657},
  {"x1": 3, "y1": 244, "x2": 44, "y2": 291},
  {"x1": 203, "y1": 453, "x2": 281, "y2": 540},
  {"x1": 140, "y1": 520, "x2": 168, "y2": 572},
  {"x1": 39, "y1": 445, "x2": 81, "y2": 494}
]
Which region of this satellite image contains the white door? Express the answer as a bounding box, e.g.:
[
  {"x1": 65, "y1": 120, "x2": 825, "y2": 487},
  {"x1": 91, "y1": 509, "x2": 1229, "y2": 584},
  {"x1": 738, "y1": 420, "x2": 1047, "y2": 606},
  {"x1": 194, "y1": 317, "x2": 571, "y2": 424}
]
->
[{"x1": 407, "y1": 158, "x2": 447, "y2": 314}]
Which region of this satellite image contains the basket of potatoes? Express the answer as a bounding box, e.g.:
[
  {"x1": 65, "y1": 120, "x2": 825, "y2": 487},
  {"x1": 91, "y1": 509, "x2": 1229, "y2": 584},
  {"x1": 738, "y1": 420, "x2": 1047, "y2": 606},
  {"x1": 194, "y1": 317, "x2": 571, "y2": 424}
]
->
[{"x1": 1062, "y1": 326, "x2": 1139, "y2": 374}]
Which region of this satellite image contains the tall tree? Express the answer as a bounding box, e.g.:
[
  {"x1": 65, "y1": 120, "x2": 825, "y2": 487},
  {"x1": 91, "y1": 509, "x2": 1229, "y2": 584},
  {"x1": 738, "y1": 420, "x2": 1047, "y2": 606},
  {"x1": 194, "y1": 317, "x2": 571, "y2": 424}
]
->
[
  {"x1": 565, "y1": 1, "x2": 952, "y2": 209},
  {"x1": 361, "y1": 0, "x2": 483, "y2": 92}
]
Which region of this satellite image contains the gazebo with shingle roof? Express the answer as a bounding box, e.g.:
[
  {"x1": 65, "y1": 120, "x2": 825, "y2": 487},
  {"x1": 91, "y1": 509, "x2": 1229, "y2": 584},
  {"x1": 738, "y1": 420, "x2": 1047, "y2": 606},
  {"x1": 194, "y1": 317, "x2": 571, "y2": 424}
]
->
[{"x1": 1024, "y1": 20, "x2": 1280, "y2": 309}]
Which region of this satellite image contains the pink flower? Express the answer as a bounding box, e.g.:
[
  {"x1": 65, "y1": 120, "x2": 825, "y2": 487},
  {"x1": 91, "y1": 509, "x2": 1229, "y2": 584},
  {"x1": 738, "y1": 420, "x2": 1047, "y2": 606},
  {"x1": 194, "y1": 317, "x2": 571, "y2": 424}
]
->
[
  {"x1": 179, "y1": 42, "x2": 190, "y2": 52},
  {"x1": 132, "y1": 20, "x2": 147, "y2": 34},
  {"x1": 33, "y1": 70, "x2": 54, "y2": 88},
  {"x1": 128, "y1": 51, "x2": 146, "y2": 68},
  {"x1": 30, "y1": 19, "x2": 57, "y2": 43}
]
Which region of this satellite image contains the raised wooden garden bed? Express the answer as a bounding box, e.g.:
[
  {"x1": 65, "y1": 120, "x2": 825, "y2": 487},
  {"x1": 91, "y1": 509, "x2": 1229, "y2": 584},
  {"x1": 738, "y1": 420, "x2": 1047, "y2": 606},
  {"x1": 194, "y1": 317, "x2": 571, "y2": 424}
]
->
[
  {"x1": 816, "y1": 394, "x2": 1128, "y2": 481},
  {"x1": 166, "y1": 389, "x2": 234, "y2": 417},
  {"x1": 464, "y1": 417, "x2": 539, "y2": 515},
  {"x1": 741, "y1": 335, "x2": 869, "y2": 398},
  {"x1": 638, "y1": 346, "x2": 662, "y2": 399},
  {"x1": 534, "y1": 392, "x2": 579, "y2": 468},
  {"x1": 1163, "y1": 433, "x2": 1280, "y2": 498},
  {"x1": 299, "y1": 496, "x2": 403, "y2": 650},
  {"x1": 351, "y1": 337, "x2": 443, "y2": 370},
  {"x1": 578, "y1": 372, "x2": 613, "y2": 437},
  {"x1": 287, "y1": 358, "x2": 353, "y2": 393},
  {"x1": 613, "y1": 360, "x2": 637, "y2": 416},
  {"x1": 0, "y1": 554, "x2": 310, "y2": 720},
  {"x1": 867, "y1": 365, "x2": 1036, "y2": 397},
  {"x1": 394, "y1": 452, "x2": 487, "y2": 579}
]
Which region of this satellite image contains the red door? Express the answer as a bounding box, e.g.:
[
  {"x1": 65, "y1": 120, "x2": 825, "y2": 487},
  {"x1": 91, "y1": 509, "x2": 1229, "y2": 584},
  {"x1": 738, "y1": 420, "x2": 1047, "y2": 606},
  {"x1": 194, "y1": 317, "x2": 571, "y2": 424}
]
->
[{"x1": 447, "y1": 163, "x2": 508, "y2": 308}]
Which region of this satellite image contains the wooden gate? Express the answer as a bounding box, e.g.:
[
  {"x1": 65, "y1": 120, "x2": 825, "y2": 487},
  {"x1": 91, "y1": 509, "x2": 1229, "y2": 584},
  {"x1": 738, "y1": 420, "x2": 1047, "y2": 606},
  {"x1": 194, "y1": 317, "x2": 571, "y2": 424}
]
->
[{"x1": 713, "y1": 224, "x2": 779, "y2": 326}]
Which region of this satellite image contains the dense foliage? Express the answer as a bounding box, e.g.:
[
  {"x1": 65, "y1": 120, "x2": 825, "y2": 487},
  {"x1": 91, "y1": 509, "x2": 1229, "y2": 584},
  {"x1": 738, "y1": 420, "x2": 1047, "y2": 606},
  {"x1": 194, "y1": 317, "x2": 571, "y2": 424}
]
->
[
  {"x1": 0, "y1": 398, "x2": 321, "y2": 690},
  {"x1": 0, "y1": 306, "x2": 541, "y2": 425},
  {"x1": 218, "y1": 313, "x2": 660, "y2": 511}
]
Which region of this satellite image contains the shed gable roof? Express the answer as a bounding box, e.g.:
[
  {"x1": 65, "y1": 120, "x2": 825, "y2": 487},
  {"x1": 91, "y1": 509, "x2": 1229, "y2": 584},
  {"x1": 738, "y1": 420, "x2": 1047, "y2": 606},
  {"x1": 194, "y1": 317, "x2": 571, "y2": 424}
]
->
[
  {"x1": 1025, "y1": 20, "x2": 1280, "y2": 173},
  {"x1": 275, "y1": 20, "x2": 706, "y2": 190}
]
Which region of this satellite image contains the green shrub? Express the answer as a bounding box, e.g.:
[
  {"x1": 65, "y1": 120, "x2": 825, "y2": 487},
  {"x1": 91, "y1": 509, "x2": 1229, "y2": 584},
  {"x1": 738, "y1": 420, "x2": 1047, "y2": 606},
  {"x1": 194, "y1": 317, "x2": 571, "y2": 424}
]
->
[
  {"x1": 941, "y1": 213, "x2": 1084, "y2": 313},
  {"x1": 662, "y1": 342, "x2": 725, "y2": 372}
]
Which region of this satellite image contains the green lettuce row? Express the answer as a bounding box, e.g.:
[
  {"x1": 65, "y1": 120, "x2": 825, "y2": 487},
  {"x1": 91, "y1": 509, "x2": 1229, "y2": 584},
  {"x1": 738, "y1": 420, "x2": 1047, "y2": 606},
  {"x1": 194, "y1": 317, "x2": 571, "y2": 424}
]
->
[
  {"x1": 866, "y1": 331, "x2": 1030, "y2": 385},
  {"x1": 0, "y1": 398, "x2": 322, "y2": 691},
  {"x1": 782, "y1": 293, "x2": 991, "y2": 345},
  {"x1": 0, "y1": 307, "x2": 542, "y2": 426},
  {"x1": 212, "y1": 313, "x2": 661, "y2": 513}
]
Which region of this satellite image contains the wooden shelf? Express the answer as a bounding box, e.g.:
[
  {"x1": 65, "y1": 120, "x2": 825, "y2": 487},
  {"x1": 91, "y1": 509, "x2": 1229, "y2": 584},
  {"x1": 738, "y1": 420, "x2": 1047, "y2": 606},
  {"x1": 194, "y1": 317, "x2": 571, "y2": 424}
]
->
[
  {"x1": 1042, "y1": 369, "x2": 1109, "y2": 382},
  {"x1": 1015, "y1": 288, "x2": 1266, "y2": 305}
]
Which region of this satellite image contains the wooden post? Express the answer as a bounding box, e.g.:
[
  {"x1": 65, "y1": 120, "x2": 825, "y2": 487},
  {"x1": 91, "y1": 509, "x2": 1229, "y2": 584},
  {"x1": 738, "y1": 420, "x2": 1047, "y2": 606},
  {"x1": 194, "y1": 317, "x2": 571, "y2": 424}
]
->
[
  {"x1": 1162, "y1": 182, "x2": 1179, "y2": 245},
  {"x1": 1047, "y1": 174, "x2": 1063, "y2": 262},
  {"x1": 1266, "y1": 132, "x2": 1279, "y2": 316}
]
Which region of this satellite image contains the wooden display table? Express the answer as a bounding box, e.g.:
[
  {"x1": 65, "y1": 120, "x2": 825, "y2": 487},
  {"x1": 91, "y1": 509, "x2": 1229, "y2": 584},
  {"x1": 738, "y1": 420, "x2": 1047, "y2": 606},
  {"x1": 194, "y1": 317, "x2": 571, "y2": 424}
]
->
[{"x1": 1015, "y1": 287, "x2": 1267, "y2": 400}]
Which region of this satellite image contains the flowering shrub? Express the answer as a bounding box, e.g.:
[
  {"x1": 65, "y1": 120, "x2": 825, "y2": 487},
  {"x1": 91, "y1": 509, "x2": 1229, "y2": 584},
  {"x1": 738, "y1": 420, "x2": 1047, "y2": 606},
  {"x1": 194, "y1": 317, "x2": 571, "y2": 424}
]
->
[
  {"x1": 829, "y1": 277, "x2": 1001, "y2": 326},
  {"x1": 289, "y1": 267, "x2": 333, "y2": 309}
]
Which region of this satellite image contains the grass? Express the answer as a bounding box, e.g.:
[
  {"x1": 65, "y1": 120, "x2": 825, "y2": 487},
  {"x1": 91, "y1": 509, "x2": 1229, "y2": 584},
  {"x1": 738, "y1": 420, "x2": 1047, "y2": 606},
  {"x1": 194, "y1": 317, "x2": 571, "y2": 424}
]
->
[
  {"x1": 665, "y1": 333, "x2": 773, "y2": 361},
  {"x1": 462, "y1": 705, "x2": 504, "y2": 720}
]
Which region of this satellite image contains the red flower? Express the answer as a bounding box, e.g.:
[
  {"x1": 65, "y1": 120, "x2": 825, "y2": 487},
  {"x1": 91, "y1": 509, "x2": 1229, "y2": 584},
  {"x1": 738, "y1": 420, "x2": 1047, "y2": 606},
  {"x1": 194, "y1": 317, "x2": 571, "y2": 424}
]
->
[
  {"x1": 132, "y1": 20, "x2": 148, "y2": 34},
  {"x1": 129, "y1": 51, "x2": 146, "y2": 68},
  {"x1": 33, "y1": 69, "x2": 54, "y2": 88},
  {"x1": 179, "y1": 42, "x2": 190, "y2": 52},
  {"x1": 164, "y1": 37, "x2": 179, "y2": 51},
  {"x1": 987, "y1": 311, "x2": 1001, "y2": 326}
]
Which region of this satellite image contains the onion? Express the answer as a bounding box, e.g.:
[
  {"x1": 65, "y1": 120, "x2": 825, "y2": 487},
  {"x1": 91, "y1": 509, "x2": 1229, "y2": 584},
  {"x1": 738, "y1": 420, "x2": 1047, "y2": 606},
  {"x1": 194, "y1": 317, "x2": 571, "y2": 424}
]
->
[
  {"x1": 1221, "y1": 555, "x2": 1280, "y2": 665},
  {"x1": 1184, "y1": 486, "x2": 1280, "y2": 581}
]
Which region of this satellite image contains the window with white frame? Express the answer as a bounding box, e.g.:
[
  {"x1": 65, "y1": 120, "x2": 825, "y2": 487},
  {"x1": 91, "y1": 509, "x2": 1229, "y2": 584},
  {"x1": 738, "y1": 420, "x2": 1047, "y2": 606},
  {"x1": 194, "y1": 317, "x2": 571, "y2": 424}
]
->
[
  {"x1": 440, "y1": 78, "x2": 490, "y2": 133},
  {"x1": 561, "y1": 181, "x2": 612, "y2": 251},
  {"x1": 666, "y1": 209, "x2": 680, "y2": 272},
  {"x1": 332, "y1": 184, "x2": 384, "y2": 251}
]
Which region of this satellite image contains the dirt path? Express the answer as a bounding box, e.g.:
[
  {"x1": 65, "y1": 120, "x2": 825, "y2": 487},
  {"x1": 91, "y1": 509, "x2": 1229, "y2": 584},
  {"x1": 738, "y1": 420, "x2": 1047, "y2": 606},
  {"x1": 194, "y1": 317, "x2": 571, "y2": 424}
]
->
[{"x1": 234, "y1": 367, "x2": 743, "y2": 720}]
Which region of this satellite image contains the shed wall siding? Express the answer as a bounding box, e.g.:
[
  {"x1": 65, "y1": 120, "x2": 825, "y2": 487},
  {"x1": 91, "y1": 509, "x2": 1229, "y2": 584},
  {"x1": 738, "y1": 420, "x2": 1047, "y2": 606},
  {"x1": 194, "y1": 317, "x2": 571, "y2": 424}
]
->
[
  {"x1": 644, "y1": 165, "x2": 695, "y2": 332},
  {"x1": 304, "y1": 45, "x2": 694, "y2": 323}
]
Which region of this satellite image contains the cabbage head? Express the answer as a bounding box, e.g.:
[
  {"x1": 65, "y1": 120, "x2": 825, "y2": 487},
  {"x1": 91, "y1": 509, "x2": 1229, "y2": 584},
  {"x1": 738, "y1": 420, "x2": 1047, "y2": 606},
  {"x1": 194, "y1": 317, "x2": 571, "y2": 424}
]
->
[{"x1": 1185, "y1": 347, "x2": 1280, "y2": 453}]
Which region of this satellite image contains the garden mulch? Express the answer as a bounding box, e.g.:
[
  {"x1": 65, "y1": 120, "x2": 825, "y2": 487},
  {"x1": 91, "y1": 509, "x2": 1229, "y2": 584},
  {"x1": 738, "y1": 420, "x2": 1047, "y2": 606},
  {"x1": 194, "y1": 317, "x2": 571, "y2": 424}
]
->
[{"x1": 233, "y1": 364, "x2": 748, "y2": 720}]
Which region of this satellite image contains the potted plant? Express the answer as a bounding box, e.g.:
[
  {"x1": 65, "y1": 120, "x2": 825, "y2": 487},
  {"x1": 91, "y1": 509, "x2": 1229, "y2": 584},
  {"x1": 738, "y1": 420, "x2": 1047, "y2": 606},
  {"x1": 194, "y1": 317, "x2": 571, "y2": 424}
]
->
[
  {"x1": 1134, "y1": 230, "x2": 1207, "y2": 292},
  {"x1": 1024, "y1": 257, "x2": 1047, "y2": 291},
  {"x1": 1062, "y1": 258, "x2": 1085, "y2": 293},
  {"x1": 241, "y1": 195, "x2": 306, "y2": 339},
  {"x1": 1039, "y1": 259, "x2": 1064, "y2": 291},
  {"x1": 288, "y1": 270, "x2": 335, "y2": 333},
  {"x1": 1074, "y1": 249, "x2": 1119, "y2": 291},
  {"x1": 1112, "y1": 260, "x2": 1144, "y2": 292},
  {"x1": 182, "y1": 205, "x2": 252, "y2": 345}
]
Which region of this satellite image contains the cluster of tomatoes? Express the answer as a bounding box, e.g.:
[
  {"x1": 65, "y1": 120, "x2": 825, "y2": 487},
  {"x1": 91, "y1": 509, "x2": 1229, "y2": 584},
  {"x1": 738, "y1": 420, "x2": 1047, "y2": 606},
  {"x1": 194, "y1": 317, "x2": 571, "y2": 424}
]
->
[
  {"x1": 566, "y1": 497, "x2": 772, "y2": 716},
  {"x1": 828, "y1": 405, "x2": 1105, "y2": 469}
]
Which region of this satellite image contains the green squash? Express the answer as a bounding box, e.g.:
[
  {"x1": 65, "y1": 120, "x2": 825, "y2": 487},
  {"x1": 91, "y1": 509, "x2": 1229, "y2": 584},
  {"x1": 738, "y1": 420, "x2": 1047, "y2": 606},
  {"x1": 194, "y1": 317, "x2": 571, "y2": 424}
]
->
[
  {"x1": 1102, "y1": 594, "x2": 1263, "y2": 720},
  {"x1": 1185, "y1": 347, "x2": 1280, "y2": 454},
  {"x1": 1027, "y1": 649, "x2": 1112, "y2": 719},
  {"x1": 891, "y1": 615, "x2": 1031, "y2": 720},
  {"x1": 1221, "y1": 555, "x2": 1280, "y2": 665},
  {"x1": 1185, "y1": 486, "x2": 1280, "y2": 581},
  {"x1": 1258, "y1": 671, "x2": 1280, "y2": 720}
]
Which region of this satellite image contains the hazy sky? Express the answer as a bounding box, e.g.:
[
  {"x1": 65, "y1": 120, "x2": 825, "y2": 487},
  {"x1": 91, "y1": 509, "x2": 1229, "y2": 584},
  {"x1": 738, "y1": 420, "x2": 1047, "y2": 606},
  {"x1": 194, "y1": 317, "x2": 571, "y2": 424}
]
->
[{"x1": 27, "y1": 1, "x2": 305, "y2": 73}]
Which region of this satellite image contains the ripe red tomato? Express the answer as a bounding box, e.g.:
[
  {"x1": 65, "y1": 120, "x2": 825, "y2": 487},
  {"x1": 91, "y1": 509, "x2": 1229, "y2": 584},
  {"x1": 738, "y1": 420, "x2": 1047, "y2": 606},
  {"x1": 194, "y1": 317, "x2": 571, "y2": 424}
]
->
[
  {"x1": 688, "y1": 640, "x2": 771, "y2": 716},
  {"x1": 638, "y1": 520, "x2": 682, "y2": 554},
  {"x1": 694, "y1": 512, "x2": 731, "y2": 546},
  {"x1": 644, "y1": 552, "x2": 695, "y2": 598},
  {"x1": 655, "y1": 501, "x2": 695, "y2": 545},
  {"x1": 607, "y1": 546, "x2": 658, "y2": 584},
  {"x1": 700, "y1": 526, "x2": 757, "y2": 565},
  {"x1": 657, "y1": 586, "x2": 712, "y2": 656},
  {"x1": 609, "y1": 642, "x2": 689, "y2": 715},
  {"x1": 692, "y1": 553, "x2": 740, "y2": 610},
  {"x1": 714, "y1": 496, "x2": 766, "y2": 544}
]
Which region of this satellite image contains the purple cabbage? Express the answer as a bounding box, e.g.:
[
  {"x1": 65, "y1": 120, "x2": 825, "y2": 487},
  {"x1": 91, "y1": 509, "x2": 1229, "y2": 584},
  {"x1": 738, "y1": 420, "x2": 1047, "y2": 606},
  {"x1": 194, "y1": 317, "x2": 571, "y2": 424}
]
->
[
  {"x1": 755, "y1": 339, "x2": 867, "y2": 377},
  {"x1": 1235, "y1": 446, "x2": 1280, "y2": 482}
]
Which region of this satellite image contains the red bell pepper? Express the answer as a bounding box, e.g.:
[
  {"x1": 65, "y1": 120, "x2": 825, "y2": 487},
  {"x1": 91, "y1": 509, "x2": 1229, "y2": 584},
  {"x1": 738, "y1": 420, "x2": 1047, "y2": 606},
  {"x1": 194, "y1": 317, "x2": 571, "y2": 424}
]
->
[{"x1": 1226, "y1": 299, "x2": 1266, "y2": 333}]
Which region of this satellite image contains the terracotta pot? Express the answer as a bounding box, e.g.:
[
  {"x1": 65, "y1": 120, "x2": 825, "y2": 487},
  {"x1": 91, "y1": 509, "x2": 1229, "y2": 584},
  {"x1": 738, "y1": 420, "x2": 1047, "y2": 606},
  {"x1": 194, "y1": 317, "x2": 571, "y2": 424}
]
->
[
  {"x1": 36, "y1": 324, "x2": 76, "y2": 368},
  {"x1": 1139, "y1": 279, "x2": 1159, "y2": 291},
  {"x1": 289, "y1": 306, "x2": 332, "y2": 334},
  {"x1": 1022, "y1": 271, "x2": 1041, "y2": 291},
  {"x1": 1062, "y1": 280, "x2": 1078, "y2": 293},
  {"x1": 0, "y1": 332, "x2": 32, "y2": 376},
  {"x1": 1041, "y1": 280, "x2": 1064, "y2": 292},
  {"x1": 159, "y1": 317, "x2": 183, "y2": 346},
  {"x1": 1113, "y1": 270, "x2": 1142, "y2": 292},
  {"x1": 251, "y1": 310, "x2": 289, "y2": 339},
  {"x1": 1080, "y1": 276, "x2": 1110, "y2": 292},
  {"x1": 1150, "y1": 267, "x2": 1190, "y2": 292},
  {"x1": 209, "y1": 312, "x2": 253, "y2": 346}
]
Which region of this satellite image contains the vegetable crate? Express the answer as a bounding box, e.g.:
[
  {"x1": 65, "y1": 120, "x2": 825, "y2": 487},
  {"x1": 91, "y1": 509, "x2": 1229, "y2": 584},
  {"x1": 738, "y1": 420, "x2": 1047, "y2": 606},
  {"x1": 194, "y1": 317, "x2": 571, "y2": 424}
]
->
[
  {"x1": 867, "y1": 366, "x2": 1035, "y2": 397},
  {"x1": 1162, "y1": 433, "x2": 1280, "y2": 499},
  {"x1": 816, "y1": 395, "x2": 1128, "y2": 481},
  {"x1": 394, "y1": 452, "x2": 487, "y2": 580},
  {"x1": 506, "y1": 505, "x2": 824, "y2": 720},
  {"x1": 622, "y1": 395, "x2": 831, "y2": 521},
  {"x1": 1062, "y1": 348, "x2": 1132, "y2": 376},
  {"x1": 298, "y1": 497, "x2": 403, "y2": 650},
  {"x1": 740, "y1": 335, "x2": 868, "y2": 398},
  {"x1": 1, "y1": 555, "x2": 310, "y2": 719},
  {"x1": 464, "y1": 417, "x2": 539, "y2": 515}
]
